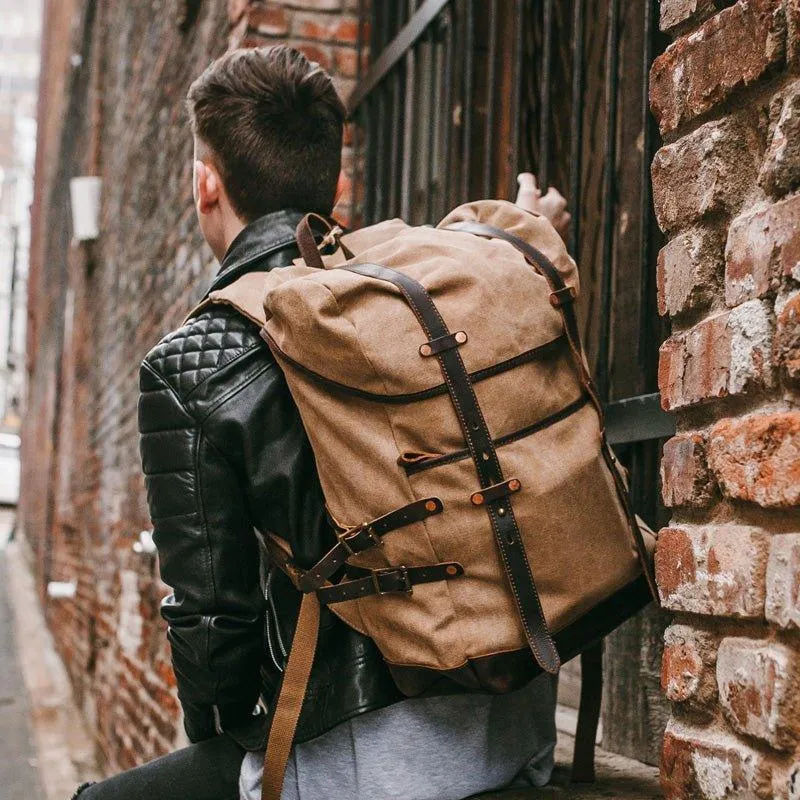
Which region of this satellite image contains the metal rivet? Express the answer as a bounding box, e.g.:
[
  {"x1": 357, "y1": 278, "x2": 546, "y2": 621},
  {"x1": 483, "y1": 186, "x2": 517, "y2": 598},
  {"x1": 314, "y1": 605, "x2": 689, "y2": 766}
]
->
[
  {"x1": 506, "y1": 534, "x2": 515, "y2": 544},
  {"x1": 471, "y1": 493, "x2": 484, "y2": 506},
  {"x1": 455, "y1": 331, "x2": 467, "y2": 344},
  {"x1": 446, "y1": 565, "x2": 458, "y2": 576},
  {"x1": 497, "y1": 507, "x2": 506, "y2": 516},
  {"x1": 425, "y1": 500, "x2": 438, "y2": 513},
  {"x1": 482, "y1": 451, "x2": 490, "y2": 461},
  {"x1": 509, "y1": 479, "x2": 521, "y2": 492},
  {"x1": 419, "y1": 344, "x2": 432, "y2": 357}
]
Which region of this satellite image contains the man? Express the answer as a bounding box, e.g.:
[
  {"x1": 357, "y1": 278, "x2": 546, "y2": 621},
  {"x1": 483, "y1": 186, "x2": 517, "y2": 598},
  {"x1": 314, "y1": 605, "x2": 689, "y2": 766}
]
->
[{"x1": 73, "y1": 45, "x2": 569, "y2": 800}]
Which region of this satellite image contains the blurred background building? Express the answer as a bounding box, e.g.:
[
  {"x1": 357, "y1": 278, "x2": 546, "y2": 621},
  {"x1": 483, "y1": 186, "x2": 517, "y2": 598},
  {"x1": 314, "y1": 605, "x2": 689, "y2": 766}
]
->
[
  {"x1": 0, "y1": 0, "x2": 41, "y2": 506},
  {"x1": 16, "y1": 1, "x2": 800, "y2": 796}
]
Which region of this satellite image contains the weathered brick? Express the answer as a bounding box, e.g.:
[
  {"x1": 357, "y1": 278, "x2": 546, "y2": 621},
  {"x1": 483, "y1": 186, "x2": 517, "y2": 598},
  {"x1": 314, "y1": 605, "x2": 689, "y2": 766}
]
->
[
  {"x1": 655, "y1": 525, "x2": 770, "y2": 617},
  {"x1": 725, "y1": 195, "x2": 800, "y2": 307},
  {"x1": 294, "y1": 11, "x2": 359, "y2": 43},
  {"x1": 661, "y1": 432, "x2": 717, "y2": 508},
  {"x1": 766, "y1": 534, "x2": 800, "y2": 630},
  {"x1": 651, "y1": 117, "x2": 762, "y2": 233},
  {"x1": 658, "y1": 301, "x2": 773, "y2": 410},
  {"x1": 661, "y1": 722, "x2": 768, "y2": 800},
  {"x1": 271, "y1": 0, "x2": 341, "y2": 9},
  {"x1": 708, "y1": 412, "x2": 800, "y2": 507},
  {"x1": 659, "y1": 0, "x2": 729, "y2": 34},
  {"x1": 650, "y1": 0, "x2": 785, "y2": 135},
  {"x1": 657, "y1": 228, "x2": 723, "y2": 316},
  {"x1": 760, "y1": 80, "x2": 800, "y2": 196},
  {"x1": 290, "y1": 40, "x2": 332, "y2": 70},
  {"x1": 247, "y1": 5, "x2": 290, "y2": 36},
  {"x1": 717, "y1": 637, "x2": 800, "y2": 750},
  {"x1": 774, "y1": 290, "x2": 800, "y2": 380},
  {"x1": 661, "y1": 624, "x2": 719, "y2": 712}
]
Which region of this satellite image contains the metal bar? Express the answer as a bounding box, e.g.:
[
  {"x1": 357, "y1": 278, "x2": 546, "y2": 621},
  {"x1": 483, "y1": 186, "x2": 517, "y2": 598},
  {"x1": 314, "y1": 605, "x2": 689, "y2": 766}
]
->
[
  {"x1": 507, "y1": 0, "x2": 525, "y2": 199},
  {"x1": 638, "y1": 0, "x2": 656, "y2": 389},
  {"x1": 426, "y1": 25, "x2": 438, "y2": 223},
  {"x1": 388, "y1": 0, "x2": 406, "y2": 218},
  {"x1": 348, "y1": 0, "x2": 454, "y2": 114},
  {"x1": 604, "y1": 393, "x2": 676, "y2": 445},
  {"x1": 374, "y1": 1, "x2": 395, "y2": 222},
  {"x1": 461, "y1": 0, "x2": 475, "y2": 202},
  {"x1": 596, "y1": 0, "x2": 620, "y2": 401},
  {"x1": 400, "y1": 0, "x2": 417, "y2": 220},
  {"x1": 482, "y1": 0, "x2": 498, "y2": 196},
  {"x1": 538, "y1": 0, "x2": 554, "y2": 190},
  {"x1": 568, "y1": 0, "x2": 584, "y2": 258},
  {"x1": 440, "y1": 4, "x2": 455, "y2": 216}
]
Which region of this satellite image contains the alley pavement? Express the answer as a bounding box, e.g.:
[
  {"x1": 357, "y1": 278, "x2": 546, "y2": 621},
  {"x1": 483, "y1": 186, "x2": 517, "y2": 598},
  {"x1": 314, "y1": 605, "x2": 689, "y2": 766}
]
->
[{"x1": 0, "y1": 517, "x2": 45, "y2": 800}]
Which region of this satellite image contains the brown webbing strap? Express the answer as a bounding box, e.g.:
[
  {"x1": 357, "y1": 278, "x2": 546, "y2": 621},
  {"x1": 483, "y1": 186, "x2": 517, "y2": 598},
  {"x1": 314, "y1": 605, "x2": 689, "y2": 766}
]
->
[
  {"x1": 261, "y1": 592, "x2": 321, "y2": 800},
  {"x1": 294, "y1": 214, "x2": 330, "y2": 270},
  {"x1": 572, "y1": 642, "x2": 603, "y2": 782}
]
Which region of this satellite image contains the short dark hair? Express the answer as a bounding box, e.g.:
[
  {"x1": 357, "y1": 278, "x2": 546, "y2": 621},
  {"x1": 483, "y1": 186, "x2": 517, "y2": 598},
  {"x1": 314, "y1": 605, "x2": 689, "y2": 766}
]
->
[{"x1": 187, "y1": 45, "x2": 346, "y2": 221}]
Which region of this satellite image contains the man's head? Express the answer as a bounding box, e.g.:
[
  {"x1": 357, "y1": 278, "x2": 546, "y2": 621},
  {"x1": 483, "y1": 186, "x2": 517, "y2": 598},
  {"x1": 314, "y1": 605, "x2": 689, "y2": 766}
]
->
[{"x1": 187, "y1": 45, "x2": 346, "y2": 258}]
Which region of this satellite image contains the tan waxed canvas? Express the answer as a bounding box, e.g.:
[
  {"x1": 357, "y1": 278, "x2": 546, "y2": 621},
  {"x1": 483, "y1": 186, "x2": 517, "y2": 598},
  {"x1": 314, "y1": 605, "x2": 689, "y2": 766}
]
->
[{"x1": 205, "y1": 200, "x2": 656, "y2": 675}]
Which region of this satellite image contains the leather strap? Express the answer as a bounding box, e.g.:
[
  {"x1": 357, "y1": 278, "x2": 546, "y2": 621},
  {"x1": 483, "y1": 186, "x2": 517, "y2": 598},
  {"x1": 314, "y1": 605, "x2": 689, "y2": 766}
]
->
[
  {"x1": 294, "y1": 214, "x2": 331, "y2": 270},
  {"x1": 573, "y1": 641, "x2": 603, "y2": 782},
  {"x1": 261, "y1": 592, "x2": 321, "y2": 800},
  {"x1": 316, "y1": 562, "x2": 463, "y2": 604},
  {"x1": 297, "y1": 497, "x2": 443, "y2": 592},
  {"x1": 443, "y1": 221, "x2": 659, "y2": 604},
  {"x1": 342, "y1": 262, "x2": 561, "y2": 675},
  {"x1": 419, "y1": 330, "x2": 468, "y2": 357}
]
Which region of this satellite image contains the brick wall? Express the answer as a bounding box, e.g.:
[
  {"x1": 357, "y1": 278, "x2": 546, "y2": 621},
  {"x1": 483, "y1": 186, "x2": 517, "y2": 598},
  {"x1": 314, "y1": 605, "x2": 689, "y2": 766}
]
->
[
  {"x1": 651, "y1": 1, "x2": 800, "y2": 797},
  {"x1": 22, "y1": 0, "x2": 359, "y2": 772}
]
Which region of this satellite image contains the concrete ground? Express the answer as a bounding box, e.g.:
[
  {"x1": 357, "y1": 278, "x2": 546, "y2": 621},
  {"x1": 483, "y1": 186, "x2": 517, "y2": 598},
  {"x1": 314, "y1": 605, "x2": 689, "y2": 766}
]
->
[{"x1": 3, "y1": 517, "x2": 660, "y2": 800}]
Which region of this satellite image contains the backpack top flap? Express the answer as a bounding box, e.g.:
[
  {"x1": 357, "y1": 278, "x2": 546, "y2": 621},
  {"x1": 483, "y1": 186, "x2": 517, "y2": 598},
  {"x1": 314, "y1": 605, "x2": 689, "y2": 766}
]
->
[{"x1": 260, "y1": 201, "x2": 577, "y2": 398}]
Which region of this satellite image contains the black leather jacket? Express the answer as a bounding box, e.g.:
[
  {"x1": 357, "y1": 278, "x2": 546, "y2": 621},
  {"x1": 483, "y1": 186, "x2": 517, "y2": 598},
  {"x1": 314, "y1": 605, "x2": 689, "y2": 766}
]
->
[{"x1": 138, "y1": 210, "x2": 401, "y2": 751}]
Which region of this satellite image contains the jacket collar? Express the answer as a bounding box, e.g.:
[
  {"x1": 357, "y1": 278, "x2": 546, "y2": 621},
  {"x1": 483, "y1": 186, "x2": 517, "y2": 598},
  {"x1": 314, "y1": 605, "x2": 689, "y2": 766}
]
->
[{"x1": 210, "y1": 208, "x2": 306, "y2": 292}]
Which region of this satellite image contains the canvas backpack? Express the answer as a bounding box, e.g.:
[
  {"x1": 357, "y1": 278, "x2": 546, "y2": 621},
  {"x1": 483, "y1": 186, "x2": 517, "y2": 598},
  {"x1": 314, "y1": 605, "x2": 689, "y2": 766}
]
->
[{"x1": 197, "y1": 200, "x2": 658, "y2": 800}]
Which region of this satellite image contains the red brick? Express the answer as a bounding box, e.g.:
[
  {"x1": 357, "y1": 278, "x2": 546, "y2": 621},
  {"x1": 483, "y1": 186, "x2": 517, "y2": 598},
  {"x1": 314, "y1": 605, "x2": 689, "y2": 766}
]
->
[
  {"x1": 661, "y1": 432, "x2": 717, "y2": 508},
  {"x1": 659, "y1": 0, "x2": 729, "y2": 34},
  {"x1": 247, "y1": 6, "x2": 290, "y2": 36},
  {"x1": 774, "y1": 291, "x2": 800, "y2": 380},
  {"x1": 290, "y1": 40, "x2": 332, "y2": 70},
  {"x1": 658, "y1": 301, "x2": 773, "y2": 410},
  {"x1": 661, "y1": 624, "x2": 719, "y2": 713},
  {"x1": 655, "y1": 525, "x2": 769, "y2": 617},
  {"x1": 661, "y1": 722, "x2": 768, "y2": 800},
  {"x1": 725, "y1": 195, "x2": 800, "y2": 307},
  {"x1": 658, "y1": 228, "x2": 723, "y2": 316},
  {"x1": 707, "y1": 412, "x2": 800, "y2": 507},
  {"x1": 295, "y1": 11, "x2": 359, "y2": 43},
  {"x1": 766, "y1": 534, "x2": 800, "y2": 630},
  {"x1": 333, "y1": 46, "x2": 358, "y2": 78},
  {"x1": 717, "y1": 637, "x2": 800, "y2": 750},
  {"x1": 650, "y1": 0, "x2": 785, "y2": 135},
  {"x1": 760, "y1": 80, "x2": 800, "y2": 196},
  {"x1": 651, "y1": 117, "x2": 762, "y2": 233}
]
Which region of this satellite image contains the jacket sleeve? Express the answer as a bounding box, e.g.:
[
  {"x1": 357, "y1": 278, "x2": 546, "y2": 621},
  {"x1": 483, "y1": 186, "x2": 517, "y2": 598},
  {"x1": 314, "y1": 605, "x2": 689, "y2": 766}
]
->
[{"x1": 138, "y1": 358, "x2": 266, "y2": 742}]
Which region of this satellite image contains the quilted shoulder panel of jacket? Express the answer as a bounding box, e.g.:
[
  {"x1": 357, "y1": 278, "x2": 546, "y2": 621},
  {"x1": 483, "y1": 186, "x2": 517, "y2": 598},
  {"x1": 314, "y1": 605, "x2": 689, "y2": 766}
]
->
[{"x1": 144, "y1": 306, "x2": 262, "y2": 399}]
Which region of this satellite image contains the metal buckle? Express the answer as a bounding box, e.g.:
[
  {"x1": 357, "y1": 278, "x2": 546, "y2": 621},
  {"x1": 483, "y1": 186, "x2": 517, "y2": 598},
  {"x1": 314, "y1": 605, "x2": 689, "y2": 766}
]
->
[
  {"x1": 337, "y1": 524, "x2": 381, "y2": 557},
  {"x1": 371, "y1": 566, "x2": 412, "y2": 596}
]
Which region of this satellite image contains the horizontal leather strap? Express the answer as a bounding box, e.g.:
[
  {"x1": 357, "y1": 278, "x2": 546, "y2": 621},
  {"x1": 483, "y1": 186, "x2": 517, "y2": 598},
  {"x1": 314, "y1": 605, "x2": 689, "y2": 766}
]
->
[
  {"x1": 317, "y1": 562, "x2": 463, "y2": 604},
  {"x1": 297, "y1": 497, "x2": 443, "y2": 592},
  {"x1": 470, "y1": 478, "x2": 521, "y2": 506},
  {"x1": 419, "y1": 330, "x2": 468, "y2": 357}
]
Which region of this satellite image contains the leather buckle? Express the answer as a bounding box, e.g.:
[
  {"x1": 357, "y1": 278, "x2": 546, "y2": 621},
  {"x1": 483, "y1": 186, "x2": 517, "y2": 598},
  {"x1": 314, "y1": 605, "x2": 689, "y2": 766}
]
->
[
  {"x1": 371, "y1": 566, "x2": 412, "y2": 596},
  {"x1": 337, "y1": 524, "x2": 380, "y2": 556}
]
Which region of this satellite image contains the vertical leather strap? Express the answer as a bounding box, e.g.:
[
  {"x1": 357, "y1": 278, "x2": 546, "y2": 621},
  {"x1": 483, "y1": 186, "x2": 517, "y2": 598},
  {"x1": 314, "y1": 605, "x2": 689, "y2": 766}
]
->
[
  {"x1": 343, "y1": 262, "x2": 560, "y2": 675},
  {"x1": 261, "y1": 592, "x2": 321, "y2": 800},
  {"x1": 442, "y1": 221, "x2": 659, "y2": 604},
  {"x1": 572, "y1": 641, "x2": 603, "y2": 782},
  {"x1": 294, "y1": 214, "x2": 331, "y2": 270}
]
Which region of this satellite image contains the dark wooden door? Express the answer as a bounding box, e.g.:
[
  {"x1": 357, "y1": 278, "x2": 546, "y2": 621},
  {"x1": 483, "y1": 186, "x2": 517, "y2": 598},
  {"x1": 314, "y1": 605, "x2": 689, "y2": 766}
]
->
[{"x1": 349, "y1": 0, "x2": 673, "y2": 765}]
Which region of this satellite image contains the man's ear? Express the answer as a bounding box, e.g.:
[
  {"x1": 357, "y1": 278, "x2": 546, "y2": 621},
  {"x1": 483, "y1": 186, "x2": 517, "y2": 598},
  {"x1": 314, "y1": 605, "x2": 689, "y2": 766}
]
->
[{"x1": 195, "y1": 159, "x2": 221, "y2": 215}]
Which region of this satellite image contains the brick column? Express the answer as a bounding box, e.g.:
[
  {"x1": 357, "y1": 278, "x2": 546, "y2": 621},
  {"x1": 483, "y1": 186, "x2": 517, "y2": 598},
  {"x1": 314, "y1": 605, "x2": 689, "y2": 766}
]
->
[
  {"x1": 227, "y1": 1, "x2": 361, "y2": 226},
  {"x1": 651, "y1": 1, "x2": 800, "y2": 797}
]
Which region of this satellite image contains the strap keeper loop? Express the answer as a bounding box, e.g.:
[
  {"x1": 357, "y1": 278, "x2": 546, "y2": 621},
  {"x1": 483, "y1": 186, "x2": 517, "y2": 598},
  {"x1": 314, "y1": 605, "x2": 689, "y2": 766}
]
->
[{"x1": 549, "y1": 286, "x2": 577, "y2": 308}]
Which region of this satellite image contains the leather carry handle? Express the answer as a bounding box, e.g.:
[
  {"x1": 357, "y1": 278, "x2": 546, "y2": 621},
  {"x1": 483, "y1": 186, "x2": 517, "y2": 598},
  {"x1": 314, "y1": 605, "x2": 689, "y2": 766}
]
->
[
  {"x1": 261, "y1": 591, "x2": 321, "y2": 800},
  {"x1": 295, "y1": 214, "x2": 355, "y2": 270}
]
